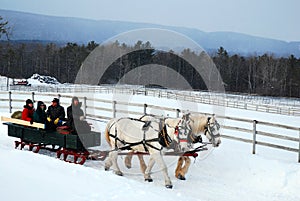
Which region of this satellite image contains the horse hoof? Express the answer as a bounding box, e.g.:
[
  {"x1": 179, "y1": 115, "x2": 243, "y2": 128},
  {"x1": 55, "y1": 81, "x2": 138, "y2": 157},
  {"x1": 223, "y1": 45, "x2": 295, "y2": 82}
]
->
[
  {"x1": 115, "y1": 171, "x2": 123, "y2": 176},
  {"x1": 177, "y1": 174, "x2": 186, "y2": 180},
  {"x1": 145, "y1": 178, "x2": 153, "y2": 182},
  {"x1": 165, "y1": 184, "x2": 173, "y2": 189}
]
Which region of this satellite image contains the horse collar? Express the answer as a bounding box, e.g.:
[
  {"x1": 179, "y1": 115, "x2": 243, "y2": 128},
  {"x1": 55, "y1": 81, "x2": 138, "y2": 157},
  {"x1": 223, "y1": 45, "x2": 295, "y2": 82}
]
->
[
  {"x1": 207, "y1": 117, "x2": 211, "y2": 124},
  {"x1": 158, "y1": 120, "x2": 172, "y2": 148}
]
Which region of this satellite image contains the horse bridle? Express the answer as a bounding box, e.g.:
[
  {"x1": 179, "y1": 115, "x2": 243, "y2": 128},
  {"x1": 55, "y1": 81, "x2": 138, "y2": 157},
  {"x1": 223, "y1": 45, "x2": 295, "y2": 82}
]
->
[
  {"x1": 204, "y1": 117, "x2": 221, "y2": 145},
  {"x1": 174, "y1": 114, "x2": 202, "y2": 146}
]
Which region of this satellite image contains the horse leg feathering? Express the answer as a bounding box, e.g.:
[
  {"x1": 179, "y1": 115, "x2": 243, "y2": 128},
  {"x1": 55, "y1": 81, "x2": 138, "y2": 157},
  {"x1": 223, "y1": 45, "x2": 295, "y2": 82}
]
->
[{"x1": 175, "y1": 156, "x2": 191, "y2": 180}]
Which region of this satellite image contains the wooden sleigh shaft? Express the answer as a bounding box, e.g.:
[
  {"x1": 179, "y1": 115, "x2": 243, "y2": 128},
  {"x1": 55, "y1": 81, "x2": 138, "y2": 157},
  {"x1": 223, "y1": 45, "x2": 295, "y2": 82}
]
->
[
  {"x1": 1, "y1": 116, "x2": 45, "y2": 129},
  {"x1": 87, "y1": 146, "x2": 208, "y2": 161}
]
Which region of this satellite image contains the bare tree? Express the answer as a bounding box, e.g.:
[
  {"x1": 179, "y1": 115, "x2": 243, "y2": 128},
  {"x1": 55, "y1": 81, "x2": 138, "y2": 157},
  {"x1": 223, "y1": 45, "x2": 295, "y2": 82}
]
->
[{"x1": 0, "y1": 16, "x2": 10, "y2": 40}]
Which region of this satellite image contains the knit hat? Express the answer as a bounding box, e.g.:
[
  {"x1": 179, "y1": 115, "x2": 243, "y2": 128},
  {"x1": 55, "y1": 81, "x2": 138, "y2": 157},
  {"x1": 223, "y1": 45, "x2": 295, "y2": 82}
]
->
[{"x1": 26, "y1": 99, "x2": 33, "y2": 105}]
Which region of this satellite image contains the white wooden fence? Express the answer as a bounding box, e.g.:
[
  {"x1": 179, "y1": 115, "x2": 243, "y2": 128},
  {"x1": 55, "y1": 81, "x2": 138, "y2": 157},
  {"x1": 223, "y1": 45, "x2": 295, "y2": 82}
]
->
[
  {"x1": 0, "y1": 90, "x2": 300, "y2": 163},
  {"x1": 1, "y1": 85, "x2": 300, "y2": 116}
]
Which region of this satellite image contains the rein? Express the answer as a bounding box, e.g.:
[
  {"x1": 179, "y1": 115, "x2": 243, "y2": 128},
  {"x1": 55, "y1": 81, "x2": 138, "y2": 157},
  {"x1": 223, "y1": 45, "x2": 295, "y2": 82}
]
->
[{"x1": 184, "y1": 143, "x2": 210, "y2": 156}]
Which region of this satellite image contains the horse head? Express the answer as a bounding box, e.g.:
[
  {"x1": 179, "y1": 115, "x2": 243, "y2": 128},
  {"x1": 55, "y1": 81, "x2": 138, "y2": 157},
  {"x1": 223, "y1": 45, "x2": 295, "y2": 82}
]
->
[
  {"x1": 204, "y1": 115, "x2": 221, "y2": 147},
  {"x1": 164, "y1": 118, "x2": 190, "y2": 152}
]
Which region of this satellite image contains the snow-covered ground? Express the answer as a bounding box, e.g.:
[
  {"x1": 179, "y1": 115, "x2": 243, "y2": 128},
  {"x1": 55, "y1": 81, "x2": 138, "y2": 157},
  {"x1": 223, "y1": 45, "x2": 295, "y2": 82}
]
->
[
  {"x1": 1, "y1": 74, "x2": 300, "y2": 200},
  {"x1": 1, "y1": 116, "x2": 300, "y2": 201},
  {"x1": 1, "y1": 90, "x2": 300, "y2": 201}
]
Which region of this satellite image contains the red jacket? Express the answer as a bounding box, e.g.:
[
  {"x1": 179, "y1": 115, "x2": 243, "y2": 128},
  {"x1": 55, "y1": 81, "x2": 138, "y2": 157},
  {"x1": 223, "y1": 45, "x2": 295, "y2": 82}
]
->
[{"x1": 22, "y1": 106, "x2": 35, "y2": 121}]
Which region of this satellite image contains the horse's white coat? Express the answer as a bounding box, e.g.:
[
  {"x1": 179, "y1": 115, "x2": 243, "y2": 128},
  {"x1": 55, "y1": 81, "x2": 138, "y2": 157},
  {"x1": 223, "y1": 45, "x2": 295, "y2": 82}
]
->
[{"x1": 104, "y1": 117, "x2": 185, "y2": 188}]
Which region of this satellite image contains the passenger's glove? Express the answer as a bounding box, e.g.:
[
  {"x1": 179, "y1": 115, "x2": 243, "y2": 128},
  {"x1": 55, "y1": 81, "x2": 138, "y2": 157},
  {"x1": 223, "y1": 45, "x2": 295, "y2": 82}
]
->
[
  {"x1": 47, "y1": 117, "x2": 51, "y2": 122},
  {"x1": 79, "y1": 116, "x2": 85, "y2": 121},
  {"x1": 54, "y1": 118, "x2": 59, "y2": 125}
]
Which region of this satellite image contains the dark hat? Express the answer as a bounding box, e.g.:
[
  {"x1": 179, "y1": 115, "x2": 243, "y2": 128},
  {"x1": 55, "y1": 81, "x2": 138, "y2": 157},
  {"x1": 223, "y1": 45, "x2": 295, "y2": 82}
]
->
[
  {"x1": 26, "y1": 99, "x2": 33, "y2": 105},
  {"x1": 52, "y1": 98, "x2": 59, "y2": 103}
]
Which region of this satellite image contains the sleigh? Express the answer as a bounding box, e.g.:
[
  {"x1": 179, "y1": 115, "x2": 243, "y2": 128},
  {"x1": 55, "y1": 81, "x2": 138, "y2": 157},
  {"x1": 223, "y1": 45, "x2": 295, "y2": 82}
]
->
[{"x1": 2, "y1": 116, "x2": 101, "y2": 164}]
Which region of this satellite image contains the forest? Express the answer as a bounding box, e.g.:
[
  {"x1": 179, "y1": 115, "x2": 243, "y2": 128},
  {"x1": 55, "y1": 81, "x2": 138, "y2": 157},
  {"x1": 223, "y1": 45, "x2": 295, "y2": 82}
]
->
[{"x1": 0, "y1": 40, "x2": 299, "y2": 98}]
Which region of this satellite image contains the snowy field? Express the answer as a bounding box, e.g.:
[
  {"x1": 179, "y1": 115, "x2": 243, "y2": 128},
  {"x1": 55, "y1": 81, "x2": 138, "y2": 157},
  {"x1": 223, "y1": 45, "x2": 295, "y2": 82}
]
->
[
  {"x1": 1, "y1": 89, "x2": 300, "y2": 201},
  {"x1": 1, "y1": 75, "x2": 300, "y2": 201}
]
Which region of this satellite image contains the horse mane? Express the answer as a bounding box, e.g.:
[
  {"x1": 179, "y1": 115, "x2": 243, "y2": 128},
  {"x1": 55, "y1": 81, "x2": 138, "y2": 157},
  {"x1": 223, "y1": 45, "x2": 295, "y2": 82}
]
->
[
  {"x1": 165, "y1": 118, "x2": 181, "y2": 136},
  {"x1": 164, "y1": 118, "x2": 181, "y2": 128},
  {"x1": 189, "y1": 114, "x2": 209, "y2": 134}
]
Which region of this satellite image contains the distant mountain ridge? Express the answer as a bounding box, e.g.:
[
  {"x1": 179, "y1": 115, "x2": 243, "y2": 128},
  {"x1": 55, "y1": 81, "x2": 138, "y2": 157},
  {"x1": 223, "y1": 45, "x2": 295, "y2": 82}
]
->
[{"x1": 1, "y1": 9, "x2": 299, "y2": 57}]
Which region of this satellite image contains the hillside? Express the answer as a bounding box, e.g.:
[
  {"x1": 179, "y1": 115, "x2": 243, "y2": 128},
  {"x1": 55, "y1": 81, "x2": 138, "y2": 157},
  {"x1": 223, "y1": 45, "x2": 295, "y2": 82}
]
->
[{"x1": 1, "y1": 9, "x2": 300, "y2": 57}]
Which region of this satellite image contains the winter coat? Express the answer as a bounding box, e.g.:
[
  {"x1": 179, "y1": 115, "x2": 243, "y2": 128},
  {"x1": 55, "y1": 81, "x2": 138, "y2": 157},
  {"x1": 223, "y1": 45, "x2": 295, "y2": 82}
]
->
[
  {"x1": 33, "y1": 101, "x2": 47, "y2": 123},
  {"x1": 65, "y1": 97, "x2": 90, "y2": 134},
  {"x1": 21, "y1": 105, "x2": 35, "y2": 122},
  {"x1": 47, "y1": 104, "x2": 65, "y2": 121},
  {"x1": 66, "y1": 102, "x2": 84, "y2": 129}
]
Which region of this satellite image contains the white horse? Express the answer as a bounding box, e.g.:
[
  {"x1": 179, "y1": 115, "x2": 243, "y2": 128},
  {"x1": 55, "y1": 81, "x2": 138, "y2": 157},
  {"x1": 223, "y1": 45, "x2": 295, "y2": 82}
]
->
[
  {"x1": 174, "y1": 113, "x2": 221, "y2": 179},
  {"x1": 104, "y1": 117, "x2": 188, "y2": 188},
  {"x1": 124, "y1": 113, "x2": 221, "y2": 180}
]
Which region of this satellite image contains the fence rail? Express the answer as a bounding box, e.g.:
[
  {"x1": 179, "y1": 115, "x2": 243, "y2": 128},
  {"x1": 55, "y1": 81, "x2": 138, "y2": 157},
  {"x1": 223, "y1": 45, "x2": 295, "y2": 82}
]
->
[{"x1": 0, "y1": 90, "x2": 300, "y2": 162}]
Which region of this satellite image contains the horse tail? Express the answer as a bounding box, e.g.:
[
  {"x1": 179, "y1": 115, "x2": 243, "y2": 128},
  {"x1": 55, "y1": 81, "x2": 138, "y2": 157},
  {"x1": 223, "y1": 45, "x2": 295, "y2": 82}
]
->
[{"x1": 105, "y1": 119, "x2": 113, "y2": 147}]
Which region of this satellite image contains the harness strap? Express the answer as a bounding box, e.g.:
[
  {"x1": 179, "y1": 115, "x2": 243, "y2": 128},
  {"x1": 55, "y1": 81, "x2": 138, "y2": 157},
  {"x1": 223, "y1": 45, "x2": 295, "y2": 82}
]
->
[
  {"x1": 145, "y1": 140, "x2": 163, "y2": 151},
  {"x1": 109, "y1": 133, "x2": 126, "y2": 150},
  {"x1": 109, "y1": 135, "x2": 162, "y2": 151},
  {"x1": 142, "y1": 130, "x2": 148, "y2": 152},
  {"x1": 108, "y1": 129, "x2": 163, "y2": 152},
  {"x1": 108, "y1": 117, "x2": 171, "y2": 152}
]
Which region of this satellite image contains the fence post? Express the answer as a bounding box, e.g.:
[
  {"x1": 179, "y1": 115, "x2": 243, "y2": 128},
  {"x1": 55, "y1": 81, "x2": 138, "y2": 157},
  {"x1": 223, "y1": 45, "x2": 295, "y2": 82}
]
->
[
  {"x1": 144, "y1": 104, "x2": 147, "y2": 115},
  {"x1": 32, "y1": 92, "x2": 35, "y2": 103},
  {"x1": 8, "y1": 91, "x2": 12, "y2": 113},
  {"x1": 252, "y1": 120, "x2": 257, "y2": 154},
  {"x1": 113, "y1": 101, "x2": 117, "y2": 118},
  {"x1": 298, "y1": 128, "x2": 300, "y2": 163},
  {"x1": 176, "y1": 109, "x2": 180, "y2": 118},
  {"x1": 83, "y1": 97, "x2": 87, "y2": 118},
  {"x1": 58, "y1": 94, "x2": 61, "y2": 100}
]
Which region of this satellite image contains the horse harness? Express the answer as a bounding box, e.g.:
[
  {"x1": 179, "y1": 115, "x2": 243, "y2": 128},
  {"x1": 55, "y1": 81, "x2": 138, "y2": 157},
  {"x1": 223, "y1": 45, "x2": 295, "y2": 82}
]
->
[
  {"x1": 108, "y1": 117, "x2": 173, "y2": 152},
  {"x1": 204, "y1": 117, "x2": 221, "y2": 144},
  {"x1": 174, "y1": 113, "x2": 202, "y2": 145}
]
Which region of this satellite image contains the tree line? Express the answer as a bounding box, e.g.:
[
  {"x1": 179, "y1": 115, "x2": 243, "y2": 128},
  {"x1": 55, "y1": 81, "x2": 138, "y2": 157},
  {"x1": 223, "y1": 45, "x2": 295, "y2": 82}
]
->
[{"x1": 0, "y1": 40, "x2": 299, "y2": 97}]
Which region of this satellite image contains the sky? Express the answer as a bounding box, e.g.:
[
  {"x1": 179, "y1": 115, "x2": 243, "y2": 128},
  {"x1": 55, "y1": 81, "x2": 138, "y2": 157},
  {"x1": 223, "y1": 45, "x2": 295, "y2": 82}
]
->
[{"x1": 1, "y1": 0, "x2": 300, "y2": 42}]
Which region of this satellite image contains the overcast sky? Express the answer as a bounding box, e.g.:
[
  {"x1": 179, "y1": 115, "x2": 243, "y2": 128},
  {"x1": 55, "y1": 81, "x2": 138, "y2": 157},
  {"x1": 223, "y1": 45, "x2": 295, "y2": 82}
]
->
[{"x1": 1, "y1": 0, "x2": 299, "y2": 42}]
